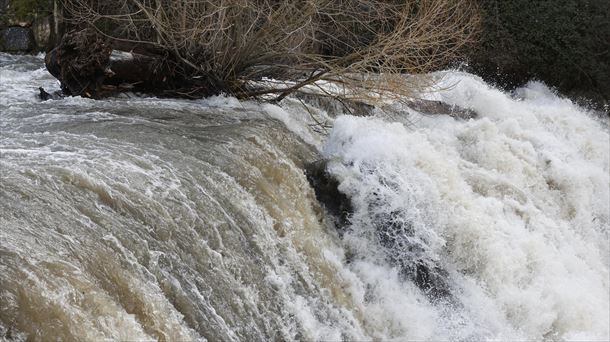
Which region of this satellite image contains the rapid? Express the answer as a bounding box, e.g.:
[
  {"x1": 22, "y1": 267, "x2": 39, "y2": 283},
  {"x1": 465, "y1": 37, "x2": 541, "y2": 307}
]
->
[{"x1": 1, "y1": 53, "x2": 608, "y2": 341}]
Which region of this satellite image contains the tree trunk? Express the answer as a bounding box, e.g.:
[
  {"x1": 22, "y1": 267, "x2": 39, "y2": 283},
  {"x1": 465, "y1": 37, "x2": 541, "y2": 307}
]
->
[{"x1": 45, "y1": 28, "x2": 223, "y2": 99}]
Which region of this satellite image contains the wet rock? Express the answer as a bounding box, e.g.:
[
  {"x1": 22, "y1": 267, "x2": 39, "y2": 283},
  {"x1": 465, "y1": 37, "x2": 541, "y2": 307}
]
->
[
  {"x1": 404, "y1": 99, "x2": 477, "y2": 120},
  {"x1": 295, "y1": 93, "x2": 476, "y2": 120},
  {"x1": 306, "y1": 160, "x2": 452, "y2": 301},
  {"x1": 0, "y1": 26, "x2": 35, "y2": 52},
  {"x1": 305, "y1": 160, "x2": 352, "y2": 229},
  {"x1": 38, "y1": 87, "x2": 62, "y2": 101},
  {"x1": 38, "y1": 87, "x2": 51, "y2": 100},
  {"x1": 374, "y1": 211, "x2": 452, "y2": 300},
  {"x1": 296, "y1": 93, "x2": 375, "y2": 117}
]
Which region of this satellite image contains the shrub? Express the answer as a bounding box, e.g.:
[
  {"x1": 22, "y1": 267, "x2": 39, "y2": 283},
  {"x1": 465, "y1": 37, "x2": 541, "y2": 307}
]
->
[
  {"x1": 9, "y1": 0, "x2": 51, "y2": 21},
  {"x1": 62, "y1": 0, "x2": 480, "y2": 102},
  {"x1": 471, "y1": 0, "x2": 609, "y2": 106}
]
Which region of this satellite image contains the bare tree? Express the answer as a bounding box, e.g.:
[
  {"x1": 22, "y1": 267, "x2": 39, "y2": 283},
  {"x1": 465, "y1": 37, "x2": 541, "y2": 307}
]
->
[{"x1": 57, "y1": 0, "x2": 480, "y2": 101}]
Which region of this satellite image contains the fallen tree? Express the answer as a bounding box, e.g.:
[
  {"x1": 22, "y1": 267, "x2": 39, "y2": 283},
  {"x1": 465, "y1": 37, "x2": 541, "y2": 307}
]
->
[
  {"x1": 47, "y1": 0, "x2": 480, "y2": 101},
  {"x1": 45, "y1": 28, "x2": 223, "y2": 98}
]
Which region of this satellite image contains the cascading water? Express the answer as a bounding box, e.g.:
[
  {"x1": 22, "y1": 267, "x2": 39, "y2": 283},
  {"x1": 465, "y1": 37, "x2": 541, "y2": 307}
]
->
[{"x1": 1, "y1": 53, "x2": 608, "y2": 341}]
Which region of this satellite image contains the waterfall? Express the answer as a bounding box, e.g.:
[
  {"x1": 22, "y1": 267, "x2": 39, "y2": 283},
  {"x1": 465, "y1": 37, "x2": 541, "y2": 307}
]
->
[{"x1": 1, "y1": 53, "x2": 608, "y2": 341}]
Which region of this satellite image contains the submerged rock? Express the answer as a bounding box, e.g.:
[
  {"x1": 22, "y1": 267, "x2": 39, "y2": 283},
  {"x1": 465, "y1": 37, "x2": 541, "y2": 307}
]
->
[
  {"x1": 306, "y1": 160, "x2": 452, "y2": 300},
  {"x1": 38, "y1": 87, "x2": 63, "y2": 101},
  {"x1": 296, "y1": 93, "x2": 375, "y2": 117},
  {"x1": 404, "y1": 99, "x2": 477, "y2": 120},
  {"x1": 374, "y1": 211, "x2": 451, "y2": 300}
]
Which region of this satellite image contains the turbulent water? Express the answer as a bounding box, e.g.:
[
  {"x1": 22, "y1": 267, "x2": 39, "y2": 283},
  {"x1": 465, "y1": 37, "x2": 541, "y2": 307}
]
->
[{"x1": 1, "y1": 53, "x2": 608, "y2": 341}]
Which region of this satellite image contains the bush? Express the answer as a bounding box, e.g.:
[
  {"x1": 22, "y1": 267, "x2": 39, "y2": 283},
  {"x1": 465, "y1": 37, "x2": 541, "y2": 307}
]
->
[
  {"x1": 9, "y1": 0, "x2": 51, "y2": 21},
  {"x1": 62, "y1": 0, "x2": 480, "y2": 101},
  {"x1": 471, "y1": 0, "x2": 609, "y2": 106}
]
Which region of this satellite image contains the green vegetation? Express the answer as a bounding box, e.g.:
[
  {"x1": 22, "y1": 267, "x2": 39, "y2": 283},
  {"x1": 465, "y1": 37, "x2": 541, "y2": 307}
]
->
[
  {"x1": 471, "y1": 0, "x2": 609, "y2": 105},
  {"x1": 9, "y1": 0, "x2": 51, "y2": 21}
]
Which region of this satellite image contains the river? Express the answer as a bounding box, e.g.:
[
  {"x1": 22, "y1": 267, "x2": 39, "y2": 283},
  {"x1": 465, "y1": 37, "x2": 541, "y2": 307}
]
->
[{"x1": 1, "y1": 53, "x2": 608, "y2": 341}]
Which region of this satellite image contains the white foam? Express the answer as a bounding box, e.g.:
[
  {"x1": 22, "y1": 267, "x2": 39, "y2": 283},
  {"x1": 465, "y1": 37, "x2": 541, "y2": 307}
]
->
[
  {"x1": 323, "y1": 74, "x2": 609, "y2": 340},
  {"x1": 2, "y1": 52, "x2": 608, "y2": 340}
]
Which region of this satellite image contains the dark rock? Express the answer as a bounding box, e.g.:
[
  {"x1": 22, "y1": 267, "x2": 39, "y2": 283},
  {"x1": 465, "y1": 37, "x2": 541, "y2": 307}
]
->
[
  {"x1": 294, "y1": 93, "x2": 475, "y2": 120},
  {"x1": 38, "y1": 87, "x2": 62, "y2": 101},
  {"x1": 305, "y1": 160, "x2": 352, "y2": 229},
  {"x1": 374, "y1": 210, "x2": 452, "y2": 300},
  {"x1": 306, "y1": 160, "x2": 452, "y2": 301},
  {"x1": 296, "y1": 93, "x2": 375, "y2": 117},
  {"x1": 414, "y1": 263, "x2": 452, "y2": 300},
  {"x1": 0, "y1": 26, "x2": 35, "y2": 52},
  {"x1": 405, "y1": 99, "x2": 477, "y2": 120},
  {"x1": 38, "y1": 87, "x2": 50, "y2": 100}
]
